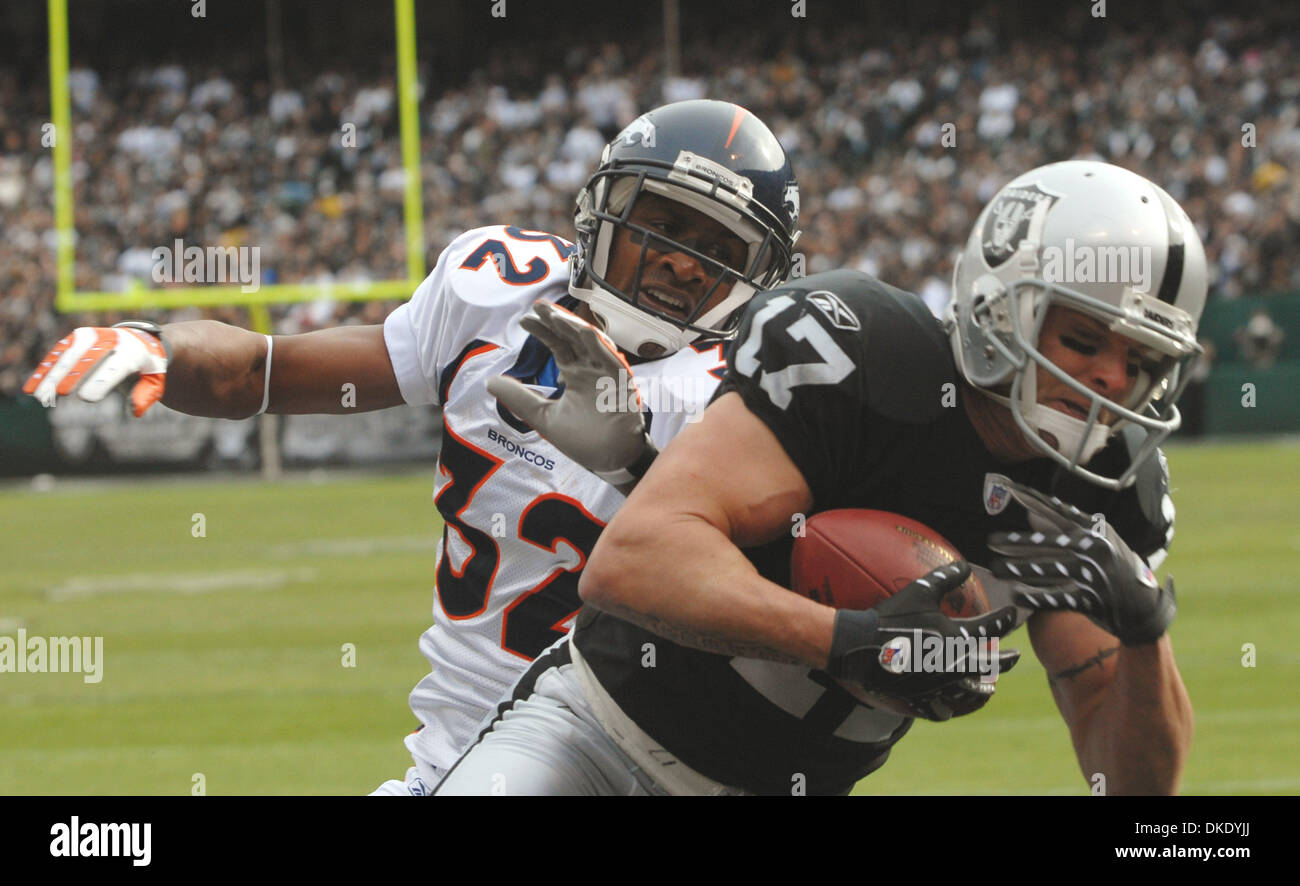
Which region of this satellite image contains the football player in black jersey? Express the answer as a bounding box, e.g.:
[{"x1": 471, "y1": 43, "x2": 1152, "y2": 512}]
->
[{"x1": 437, "y1": 161, "x2": 1203, "y2": 796}]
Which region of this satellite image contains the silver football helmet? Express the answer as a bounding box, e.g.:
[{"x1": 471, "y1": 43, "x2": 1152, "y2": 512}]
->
[{"x1": 947, "y1": 161, "x2": 1206, "y2": 489}]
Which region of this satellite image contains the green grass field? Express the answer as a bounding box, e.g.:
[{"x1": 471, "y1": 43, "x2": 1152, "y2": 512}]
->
[{"x1": 1, "y1": 441, "x2": 1297, "y2": 795}]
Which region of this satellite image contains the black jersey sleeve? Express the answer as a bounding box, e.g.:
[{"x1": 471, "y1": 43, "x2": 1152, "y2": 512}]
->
[
  {"x1": 1107, "y1": 428, "x2": 1176, "y2": 566},
  {"x1": 716, "y1": 275, "x2": 868, "y2": 505},
  {"x1": 715, "y1": 270, "x2": 954, "y2": 507}
]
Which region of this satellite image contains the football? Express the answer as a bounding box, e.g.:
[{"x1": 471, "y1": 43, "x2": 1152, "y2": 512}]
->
[{"x1": 790, "y1": 509, "x2": 989, "y2": 616}]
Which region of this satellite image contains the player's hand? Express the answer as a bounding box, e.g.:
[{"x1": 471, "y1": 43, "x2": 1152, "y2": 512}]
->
[
  {"x1": 887, "y1": 675, "x2": 1007, "y2": 722},
  {"x1": 486, "y1": 301, "x2": 657, "y2": 487},
  {"x1": 986, "y1": 477, "x2": 1176, "y2": 646},
  {"x1": 23, "y1": 322, "x2": 169, "y2": 418},
  {"x1": 827, "y1": 561, "x2": 1020, "y2": 721}
]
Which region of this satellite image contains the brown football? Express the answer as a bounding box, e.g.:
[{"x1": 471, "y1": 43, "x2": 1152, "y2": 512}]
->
[{"x1": 790, "y1": 509, "x2": 989, "y2": 616}]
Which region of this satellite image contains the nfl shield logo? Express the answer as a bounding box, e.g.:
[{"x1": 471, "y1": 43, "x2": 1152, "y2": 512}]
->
[
  {"x1": 984, "y1": 473, "x2": 1012, "y2": 515},
  {"x1": 878, "y1": 636, "x2": 911, "y2": 674}
]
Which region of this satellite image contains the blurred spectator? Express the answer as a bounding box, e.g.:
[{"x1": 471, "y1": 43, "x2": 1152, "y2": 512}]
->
[
  {"x1": 3, "y1": 9, "x2": 1300, "y2": 397},
  {"x1": 1234, "y1": 308, "x2": 1287, "y2": 368},
  {"x1": 1178, "y1": 338, "x2": 1217, "y2": 438}
]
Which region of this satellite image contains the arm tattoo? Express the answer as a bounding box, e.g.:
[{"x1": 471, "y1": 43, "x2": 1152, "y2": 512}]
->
[
  {"x1": 597, "y1": 600, "x2": 805, "y2": 665},
  {"x1": 1049, "y1": 645, "x2": 1121, "y2": 683}
]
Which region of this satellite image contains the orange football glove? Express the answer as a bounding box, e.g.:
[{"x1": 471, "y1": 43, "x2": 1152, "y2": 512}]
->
[{"x1": 23, "y1": 321, "x2": 169, "y2": 417}]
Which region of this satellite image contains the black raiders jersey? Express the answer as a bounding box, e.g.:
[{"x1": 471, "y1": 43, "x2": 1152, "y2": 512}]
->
[{"x1": 573, "y1": 270, "x2": 1175, "y2": 795}]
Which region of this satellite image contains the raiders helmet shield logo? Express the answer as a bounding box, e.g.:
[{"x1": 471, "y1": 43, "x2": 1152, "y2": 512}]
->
[
  {"x1": 806, "y1": 290, "x2": 860, "y2": 331},
  {"x1": 981, "y1": 184, "x2": 1058, "y2": 268}
]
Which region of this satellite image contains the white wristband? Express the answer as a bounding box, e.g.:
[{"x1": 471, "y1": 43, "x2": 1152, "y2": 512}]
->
[{"x1": 257, "y1": 334, "x2": 274, "y2": 415}]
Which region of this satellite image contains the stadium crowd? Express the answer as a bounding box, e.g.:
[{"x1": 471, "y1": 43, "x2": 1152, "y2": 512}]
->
[{"x1": 3, "y1": 9, "x2": 1298, "y2": 396}]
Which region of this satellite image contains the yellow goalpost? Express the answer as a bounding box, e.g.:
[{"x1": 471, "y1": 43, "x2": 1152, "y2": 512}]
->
[{"x1": 46, "y1": 0, "x2": 427, "y2": 336}]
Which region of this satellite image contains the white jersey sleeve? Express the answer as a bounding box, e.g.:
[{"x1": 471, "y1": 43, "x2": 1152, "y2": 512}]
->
[
  {"x1": 636, "y1": 339, "x2": 729, "y2": 450},
  {"x1": 383, "y1": 225, "x2": 577, "y2": 406}
]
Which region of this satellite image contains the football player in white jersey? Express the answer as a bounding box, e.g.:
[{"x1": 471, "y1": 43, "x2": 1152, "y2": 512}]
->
[{"x1": 23, "y1": 99, "x2": 801, "y2": 793}]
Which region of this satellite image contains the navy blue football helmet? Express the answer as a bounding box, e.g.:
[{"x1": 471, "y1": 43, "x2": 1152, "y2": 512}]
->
[{"x1": 570, "y1": 100, "x2": 801, "y2": 357}]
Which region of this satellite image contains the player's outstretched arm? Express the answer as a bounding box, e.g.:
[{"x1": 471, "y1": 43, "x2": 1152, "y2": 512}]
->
[
  {"x1": 165, "y1": 321, "x2": 403, "y2": 417},
  {"x1": 1027, "y1": 612, "x2": 1192, "y2": 795},
  {"x1": 26, "y1": 320, "x2": 403, "y2": 419}
]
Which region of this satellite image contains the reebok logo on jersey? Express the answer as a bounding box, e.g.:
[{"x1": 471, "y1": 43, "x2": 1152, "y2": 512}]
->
[
  {"x1": 806, "y1": 290, "x2": 860, "y2": 331},
  {"x1": 486, "y1": 427, "x2": 555, "y2": 471}
]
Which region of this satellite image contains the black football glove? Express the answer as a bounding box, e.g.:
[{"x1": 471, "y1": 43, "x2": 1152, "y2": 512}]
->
[
  {"x1": 880, "y1": 674, "x2": 1008, "y2": 722},
  {"x1": 826, "y1": 561, "x2": 1020, "y2": 721},
  {"x1": 986, "y1": 477, "x2": 1176, "y2": 646}
]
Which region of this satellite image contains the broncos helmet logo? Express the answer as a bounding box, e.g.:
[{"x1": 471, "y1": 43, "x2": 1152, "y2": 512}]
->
[
  {"x1": 619, "y1": 116, "x2": 656, "y2": 148},
  {"x1": 783, "y1": 182, "x2": 800, "y2": 227}
]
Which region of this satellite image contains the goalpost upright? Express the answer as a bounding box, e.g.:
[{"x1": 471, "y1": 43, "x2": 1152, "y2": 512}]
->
[
  {"x1": 47, "y1": 0, "x2": 427, "y2": 476},
  {"x1": 47, "y1": 0, "x2": 427, "y2": 321}
]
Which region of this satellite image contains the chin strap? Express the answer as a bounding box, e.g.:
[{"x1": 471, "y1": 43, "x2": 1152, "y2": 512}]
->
[
  {"x1": 975, "y1": 385, "x2": 1111, "y2": 466},
  {"x1": 575, "y1": 281, "x2": 692, "y2": 357},
  {"x1": 574, "y1": 276, "x2": 753, "y2": 359},
  {"x1": 1025, "y1": 401, "x2": 1111, "y2": 464}
]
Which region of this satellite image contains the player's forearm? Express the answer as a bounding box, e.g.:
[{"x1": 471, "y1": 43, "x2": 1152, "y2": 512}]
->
[
  {"x1": 1073, "y1": 638, "x2": 1193, "y2": 795},
  {"x1": 161, "y1": 321, "x2": 405, "y2": 417},
  {"x1": 580, "y1": 509, "x2": 836, "y2": 667},
  {"x1": 160, "y1": 320, "x2": 269, "y2": 418}
]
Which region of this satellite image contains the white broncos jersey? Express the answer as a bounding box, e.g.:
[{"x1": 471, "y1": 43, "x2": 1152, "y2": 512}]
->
[{"x1": 383, "y1": 225, "x2": 727, "y2": 770}]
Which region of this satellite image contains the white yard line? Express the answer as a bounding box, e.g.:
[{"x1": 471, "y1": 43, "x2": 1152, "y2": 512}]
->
[
  {"x1": 45, "y1": 567, "x2": 318, "y2": 601},
  {"x1": 264, "y1": 535, "x2": 434, "y2": 557}
]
